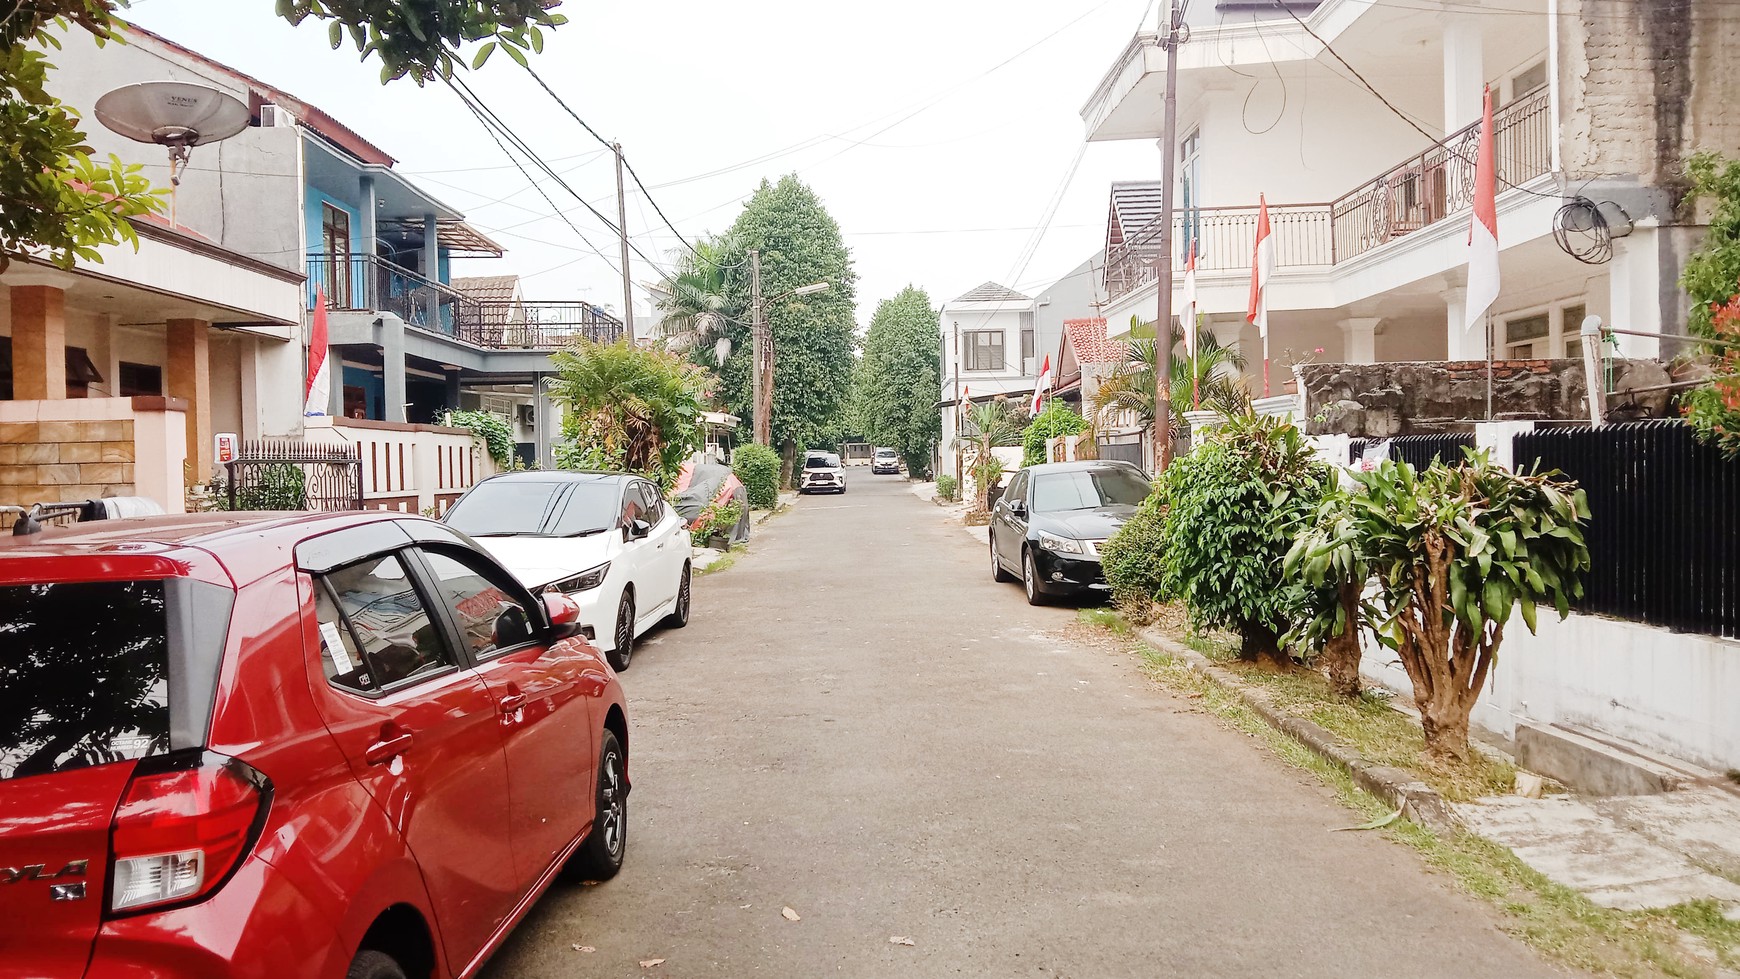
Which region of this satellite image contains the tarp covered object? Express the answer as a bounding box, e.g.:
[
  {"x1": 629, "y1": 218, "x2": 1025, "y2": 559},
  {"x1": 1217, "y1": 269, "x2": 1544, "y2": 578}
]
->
[{"x1": 672, "y1": 461, "x2": 751, "y2": 544}]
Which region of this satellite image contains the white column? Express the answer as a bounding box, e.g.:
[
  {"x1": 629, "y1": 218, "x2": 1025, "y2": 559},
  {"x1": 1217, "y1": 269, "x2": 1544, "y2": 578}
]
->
[
  {"x1": 1442, "y1": 16, "x2": 1485, "y2": 134},
  {"x1": 1339, "y1": 317, "x2": 1382, "y2": 364},
  {"x1": 1443, "y1": 286, "x2": 1486, "y2": 362},
  {"x1": 1607, "y1": 227, "x2": 1663, "y2": 359}
]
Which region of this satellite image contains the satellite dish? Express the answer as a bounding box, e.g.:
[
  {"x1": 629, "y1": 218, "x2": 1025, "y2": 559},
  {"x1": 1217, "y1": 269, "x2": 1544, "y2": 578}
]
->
[{"x1": 95, "y1": 81, "x2": 250, "y2": 187}]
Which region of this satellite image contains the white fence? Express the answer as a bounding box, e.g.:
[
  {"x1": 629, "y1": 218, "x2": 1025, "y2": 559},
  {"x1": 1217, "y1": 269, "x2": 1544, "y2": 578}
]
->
[{"x1": 305, "y1": 417, "x2": 496, "y2": 516}]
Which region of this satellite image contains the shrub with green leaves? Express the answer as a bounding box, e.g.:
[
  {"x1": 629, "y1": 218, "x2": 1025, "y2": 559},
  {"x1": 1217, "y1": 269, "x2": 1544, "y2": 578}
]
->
[
  {"x1": 1297, "y1": 452, "x2": 1590, "y2": 761},
  {"x1": 732, "y1": 444, "x2": 782, "y2": 509},
  {"x1": 1159, "y1": 414, "x2": 1330, "y2": 666},
  {"x1": 1022, "y1": 400, "x2": 1089, "y2": 467},
  {"x1": 445, "y1": 409, "x2": 514, "y2": 468},
  {"x1": 935, "y1": 474, "x2": 958, "y2": 502},
  {"x1": 1678, "y1": 152, "x2": 1740, "y2": 458},
  {"x1": 1100, "y1": 487, "x2": 1168, "y2": 616}
]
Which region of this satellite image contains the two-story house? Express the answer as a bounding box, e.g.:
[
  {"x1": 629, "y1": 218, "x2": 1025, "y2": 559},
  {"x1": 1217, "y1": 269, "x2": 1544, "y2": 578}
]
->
[
  {"x1": 938, "y1": 282, "x2": 1040, "y2": 479},
  {"x1": 1081, "y1": 0, "x2": 1725, "y2": 402}
]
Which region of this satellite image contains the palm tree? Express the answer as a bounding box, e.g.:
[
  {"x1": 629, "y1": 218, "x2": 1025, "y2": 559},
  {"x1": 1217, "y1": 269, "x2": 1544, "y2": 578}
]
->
[
  {"x1": 953, "y1": 399, "x2": 1023, "y2": 513},
  {"x1": 656, "y1": 235, "x2": 743, "y2": 355},
  {"x1": 1090, "y1": 316, "x2": 1249, "y2": 440}
]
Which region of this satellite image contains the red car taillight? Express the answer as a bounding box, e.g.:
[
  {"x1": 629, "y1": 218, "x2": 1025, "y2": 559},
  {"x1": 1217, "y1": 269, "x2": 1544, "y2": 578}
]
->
[{"x1": 107, "y1": 754, "x2": 271, "y2": 915}]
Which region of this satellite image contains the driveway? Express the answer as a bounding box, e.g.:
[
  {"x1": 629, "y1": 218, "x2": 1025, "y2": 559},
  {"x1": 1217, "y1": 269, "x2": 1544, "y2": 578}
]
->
[{"x1": 482, "y1": 472, "x2": 1561, "y2": 978}]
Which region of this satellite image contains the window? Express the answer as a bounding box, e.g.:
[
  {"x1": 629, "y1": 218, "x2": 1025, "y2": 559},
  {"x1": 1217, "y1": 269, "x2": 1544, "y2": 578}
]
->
[
  {"x1": 444, "y1": 479, "x2": 620, "y2": 538},
  {"x1": 964, "y1": 330, "x2": 1004, "y2": 371},
  {"x1": 1005, "y1": 471, "x2": 1028, "y2": 505},
  {"x1": 1020, "y1": 311, "x2": 1036, "y2": 367},
  {"x1": 1510, "y1": 61, "x2": 1547, "y2": 102},
  {"x1": 118, "y1": 361, "x2": 162, "y2": 398},
  {"x1": 1180, "y1": 128, "x2": 1204, "y2": 255},
  {"x1": 0, "y1": 580, "x2": 169, "y2": 780},
  {"x1": 618, "y1": 483, "x2": 645, "y2": 528},
  {"x1": 422, "y1": 551, "x2": 535, "y2": 659},
  {"x1": 637, "y1": 482, "x2": 666, "y2": 524},
  {"x1": 1562, "y1": 304, "x2": 1587, "y2": 359},
  {"x1": 321, "y1": 203, "x2": 352, "y2": 306},
  {"x1": 316, "y1": 554, "x2": 452, "y2": 693},
  {"x1": 1031, "y1": 467, "x2": 1152, "y2": 512},
  {"x1": 1502, "y1": 313, "x2": 1550, "y2": 359}
]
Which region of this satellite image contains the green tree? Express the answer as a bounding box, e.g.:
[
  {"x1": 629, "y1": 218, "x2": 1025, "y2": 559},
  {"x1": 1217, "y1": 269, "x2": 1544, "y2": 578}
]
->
[
  {"x1": 658, "y1": 233, "x2": 745, "y2": 356},
  {"x1": 1159, "y1": 413, "x2": 1329, "y2": 668},
  {"x1": 3, "y1": 1, "x2": 565, "y2": 271},
  {"x1": 1677, "y1": 152, "x2": 1740, "y2": 457},
  {"x1": 854, "y1": 286, "x2": 941, "y2": 477},
  {"x1": 1090, "y1": 315, "x2": 1248, "y2": 436},
  {"x1": 714, "y1": 175, "x2": 859, "y2": 483},
  {"x1": 1022, "y1": 399, "x2": 1088, "y2": 467},
  {"x1": 954, "y1": 399, "x2": 1022, "y2": 514},
  {"x1": 549, "y1": 339, "x2": 712, "y2": 488}
]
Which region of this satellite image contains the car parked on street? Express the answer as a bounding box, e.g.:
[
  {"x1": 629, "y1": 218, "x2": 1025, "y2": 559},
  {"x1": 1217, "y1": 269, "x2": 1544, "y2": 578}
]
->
[
  {"x1": 0, "y1": 509, "x2": 629, "y2": 979},
  {"x1": 988, "y1": 460, "x2": 1151, "y2": 605},
  {"x1": 798, "y1": 451, "x2": 847, "y2": 494},
  {"x1": 443, "y1": 471, "x2": 692, "y2": 672},
  {"x1": 871, "y1": 448, "x2": 901, "y2": 475}
]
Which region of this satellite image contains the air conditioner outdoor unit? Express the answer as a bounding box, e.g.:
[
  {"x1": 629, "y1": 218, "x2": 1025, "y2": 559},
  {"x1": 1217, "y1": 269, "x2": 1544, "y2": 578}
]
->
[{"x1": 517, "y1": 404, "x2": 536, "y2": 427}]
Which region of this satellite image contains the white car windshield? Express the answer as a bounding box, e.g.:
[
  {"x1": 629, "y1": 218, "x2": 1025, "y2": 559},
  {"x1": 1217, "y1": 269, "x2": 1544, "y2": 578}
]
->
[{"x1": 446, "y1": 479, "x2": 621, "y2": 537}]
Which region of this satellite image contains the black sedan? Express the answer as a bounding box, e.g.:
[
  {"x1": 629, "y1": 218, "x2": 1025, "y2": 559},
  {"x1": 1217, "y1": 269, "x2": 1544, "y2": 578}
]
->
[{"x1": 988, "y1": 460, "x2": 1151, "y2": 605}]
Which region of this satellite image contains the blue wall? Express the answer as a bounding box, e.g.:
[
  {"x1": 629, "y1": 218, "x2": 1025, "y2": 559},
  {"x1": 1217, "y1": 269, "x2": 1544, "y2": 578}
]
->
[
  {"x1": 341, "y1": 365, "x2": 382, "y2": 419},
  {"x1": 305, "y1": 186, "x2": 362, "y2": 308}
]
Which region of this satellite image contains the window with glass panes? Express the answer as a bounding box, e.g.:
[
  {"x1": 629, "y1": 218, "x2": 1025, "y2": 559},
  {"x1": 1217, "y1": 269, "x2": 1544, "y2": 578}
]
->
[{"x1": 964, "y1": 330, "x2": 1004, "y2": 371}]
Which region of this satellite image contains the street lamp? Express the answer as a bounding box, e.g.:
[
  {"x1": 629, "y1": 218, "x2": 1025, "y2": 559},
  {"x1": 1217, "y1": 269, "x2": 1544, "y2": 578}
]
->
[{"x1": 749, "y1": 247, "x2": 829, "y2": 446}]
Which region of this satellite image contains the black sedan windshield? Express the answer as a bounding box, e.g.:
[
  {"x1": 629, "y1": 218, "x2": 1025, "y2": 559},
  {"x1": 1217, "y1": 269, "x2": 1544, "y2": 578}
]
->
[
  {"x1": 446, "y1": 479, "x2": 620, "y2": 537},
  {"x1": 1030, "y1": 468, "x2": 1150, "y2": 512}
]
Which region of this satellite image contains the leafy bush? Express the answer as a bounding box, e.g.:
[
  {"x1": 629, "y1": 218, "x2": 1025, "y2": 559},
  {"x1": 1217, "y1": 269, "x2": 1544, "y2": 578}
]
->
[
  {"x1": 969, "y1": 452, "x2": 1004, "y2": 514},
  {"x1": 445, "y1": 408, "x2": 514, "y2": 468},
  {"x1": 696, "y1": 500, "x2": 743, "y2": 543},
  {"x1": 212, "y1": 463, "x2": 308, "y2": 511},
  {"x1": 549, "y1": 338, "x2": 711, "y2": 488},
  {"x1": 1679, "y1": 152, "x2": 1740, "y2": 457},
  {"x1": 1159, "y1": 414, "x2": 1329, "y2": 666},
  {"x1": 1101, "y1": 487, "x2": 1168, "y2": 612},
  {"x1": 1022, "y1": 400, "x2": 1089, "y2": 466},
  {"x1": 733, "y1": 444, "x2": 782, "y2": 509},
  {"x1": 935, "y1": 474, "x2": 958, "y2": 502}
]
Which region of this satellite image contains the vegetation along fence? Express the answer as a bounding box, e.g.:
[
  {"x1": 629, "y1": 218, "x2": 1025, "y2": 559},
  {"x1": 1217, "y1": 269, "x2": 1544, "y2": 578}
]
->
[
  {"x1": 226, "y1": 440, "x2": 363, "y2": 512},
  {"x1": 1348, "y1": 433, "x2": 1477, "y2": 470},
  {"x1": 1512, "y1": 421, "x2": 1738, "y2": 639}
]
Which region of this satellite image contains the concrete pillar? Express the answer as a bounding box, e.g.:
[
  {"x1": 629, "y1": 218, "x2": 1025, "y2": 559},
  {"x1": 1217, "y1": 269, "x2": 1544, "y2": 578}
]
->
[
  {"x1": 1442, "y1": 16, "x2": 1485, "y2": 134},
  {"x1": 381, "y1": 320, "x2": 407, "y2": 423},
  {"x1": 359, "y1": 174, "x2": 378, "y2": 307},
  {"x1": 422, "y1": 212, "x2": 441, "y2": 332},
  {"x1": 1607, "y1": 227, "x2": 1666, "y2": 359},
  {"x1": 328, "y1": 347, "x2": 345, "y2": 418},
  {"x1": 9, "y1": 286, "x2": 68, "y2": 400},
  {"x1": 1339, "y1": 317, "x2": 1382, "y2": 364},
  {"x1": 534, "y1": 373, "x2": 554, "y2": 469},
  {"x1": 166, "y1": 318, "x2": 212, "y2": 483},
  {"x1": 444, "y1": 370, "x2": 462, "y2": 413},
  {"x1": 1443, "y1": 286, "x2": 1486, "y2": 362}
]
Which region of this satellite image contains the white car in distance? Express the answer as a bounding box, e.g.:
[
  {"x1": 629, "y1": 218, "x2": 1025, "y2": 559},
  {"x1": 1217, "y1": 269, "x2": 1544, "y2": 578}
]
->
[
  {"x1": 798, "y1": 451, "x2": 847, "y2": 494},
  {"x1": 442, "y1": 471, "x2": 691, "y2": 670}
]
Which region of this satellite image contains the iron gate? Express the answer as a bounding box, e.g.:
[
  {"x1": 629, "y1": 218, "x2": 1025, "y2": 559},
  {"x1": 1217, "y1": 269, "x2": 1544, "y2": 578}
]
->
[
  {"x1": 225, "y1": 440, "x2": 362, "y2": 512},
  {"x1": 1096, "y1": 438, "x2": 1145, "y2": 469},
  {"x1": 1348, "y1": 433, "x2": 1478, "y2": 470}
]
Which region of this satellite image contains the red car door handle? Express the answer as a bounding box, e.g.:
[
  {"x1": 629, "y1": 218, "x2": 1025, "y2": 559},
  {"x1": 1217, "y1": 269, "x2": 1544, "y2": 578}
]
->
[
  {"x1": 498, "y1": 692, "x2": 528, "y2": 714},
  {"x1": 365, "y1": 731, "x2": 414, "y2": 766}
]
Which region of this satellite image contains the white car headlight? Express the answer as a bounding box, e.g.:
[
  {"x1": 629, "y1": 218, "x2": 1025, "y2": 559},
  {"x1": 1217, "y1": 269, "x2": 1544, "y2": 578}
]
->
[
  {"x1": 1038, "y1": 532, "x2": 1083, "y2": 554},
  {"x1": 546, "y1": 562, "x2": 610, "y2": 593}
]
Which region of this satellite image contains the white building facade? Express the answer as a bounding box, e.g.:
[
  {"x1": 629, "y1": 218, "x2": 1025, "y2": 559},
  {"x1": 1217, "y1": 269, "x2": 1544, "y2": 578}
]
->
[{"x1": 938, "y1": 282, "x2": 1042, "y2": 481}]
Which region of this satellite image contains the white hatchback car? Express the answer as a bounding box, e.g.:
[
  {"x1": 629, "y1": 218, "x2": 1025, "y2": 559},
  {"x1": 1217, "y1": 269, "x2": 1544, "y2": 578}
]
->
[{"x1": 443, "y1": 471, "x2": 691, "y2": 670}]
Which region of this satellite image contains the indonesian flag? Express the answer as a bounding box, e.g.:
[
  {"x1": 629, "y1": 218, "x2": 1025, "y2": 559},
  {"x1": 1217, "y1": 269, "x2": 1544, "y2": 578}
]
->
[
  {"x1": 304, "y1": 286, "x2": 331, "y2": 417},
  {"x1": 1246, "y1": 194, "x2": 1274, "y2": 339},
  {"x1": 1465, "y1": 86, "x2": 1501, "y2": 332},
  {"x1": 1030, "y1": 355, "x2": 1053, "y2": 415},
  {"x1": 1181, "y1": 249, "x2": 1198, "y2": 356}
]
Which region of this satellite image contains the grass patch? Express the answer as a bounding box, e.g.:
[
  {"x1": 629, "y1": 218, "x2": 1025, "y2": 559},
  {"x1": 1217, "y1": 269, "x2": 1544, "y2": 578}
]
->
[
  {"x1": 695, "y1": 551, "x2": 739, "y2": 576},
  {"x1": 1070, "y1": 614, "x2": 1740, "y2": 978}
]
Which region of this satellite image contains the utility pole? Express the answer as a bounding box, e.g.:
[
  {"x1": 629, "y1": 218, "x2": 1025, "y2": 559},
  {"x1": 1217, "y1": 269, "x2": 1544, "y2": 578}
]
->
[
  {"x1": 1153, "y1": 0, "x2": 1183, "y2": 472},
  {"x1": 613, "y1": 141, "x2": 636, "y2": 342},
  {"x1": 750, "y1": 249, "x2": 768, "y2": 446},
  {"x1": 952, "y1": 321, "x2": 962, "y2": 492}
]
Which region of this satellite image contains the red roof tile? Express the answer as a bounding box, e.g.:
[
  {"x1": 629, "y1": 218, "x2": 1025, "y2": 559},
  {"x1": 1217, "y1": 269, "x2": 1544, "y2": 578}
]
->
[{"x1": 1062, "y1": 318, "x2": 1124, "y2": 366}]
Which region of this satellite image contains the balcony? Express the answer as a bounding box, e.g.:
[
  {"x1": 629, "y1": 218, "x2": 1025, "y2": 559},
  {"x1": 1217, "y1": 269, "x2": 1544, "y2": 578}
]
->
[
  {"x1": 306, "y1": 254, "x2": 625, "y2": 350},
  {"x1": 1103, "y1": 88, "x2": 1553, "y2": 304}
]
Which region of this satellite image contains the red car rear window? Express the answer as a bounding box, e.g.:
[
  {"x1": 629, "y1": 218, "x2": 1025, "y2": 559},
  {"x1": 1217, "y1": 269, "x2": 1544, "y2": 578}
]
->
[{"x1": 0, "y1": 581, "x2": 170, "y2": 781}]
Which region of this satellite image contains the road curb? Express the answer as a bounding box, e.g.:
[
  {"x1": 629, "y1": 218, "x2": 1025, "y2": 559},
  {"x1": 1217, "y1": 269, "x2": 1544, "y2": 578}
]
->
[
  {"x1": 1136, "y1": 626, "x2": 1460, "y2": 835},
  {"x1": 754, "y1": 493, "x2": 798, "y2": 526}
]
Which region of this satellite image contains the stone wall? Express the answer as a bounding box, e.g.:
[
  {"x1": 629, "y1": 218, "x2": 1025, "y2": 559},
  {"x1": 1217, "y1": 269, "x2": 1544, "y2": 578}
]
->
[
  {"x1": 0, "y1": 418, "x2": 137, "y2": 505},
  {"x1": 1297, "y1": 359, "x2": 1674, "y2": 437}
]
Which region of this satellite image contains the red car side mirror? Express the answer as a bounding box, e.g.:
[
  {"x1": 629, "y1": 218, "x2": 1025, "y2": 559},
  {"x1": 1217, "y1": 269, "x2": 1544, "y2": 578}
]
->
[{"x1": 543, "y1": 592, "x2": 584, "y2": 641}]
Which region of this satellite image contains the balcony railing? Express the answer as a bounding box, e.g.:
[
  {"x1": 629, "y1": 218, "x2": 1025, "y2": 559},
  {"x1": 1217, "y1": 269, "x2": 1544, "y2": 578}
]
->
[
  {"x1": 1103, "y1": 86, "x2": 1554, "y2": 304},
  {"x1": 306, "y1": 254, "x2": 624, "y2": 350}
]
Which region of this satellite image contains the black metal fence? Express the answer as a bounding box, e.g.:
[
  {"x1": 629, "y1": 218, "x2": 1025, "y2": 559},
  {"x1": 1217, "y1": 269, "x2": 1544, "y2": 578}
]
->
[
  {"x1": 225, "y1": 440, "x2": 362, "y2": 513},
  {"x1": 1512, "y1": 420, "x2": 1738, "y2": 639},
  {"x1": 1348, "y1": 433, "x2": 1478, "y2": 470}
]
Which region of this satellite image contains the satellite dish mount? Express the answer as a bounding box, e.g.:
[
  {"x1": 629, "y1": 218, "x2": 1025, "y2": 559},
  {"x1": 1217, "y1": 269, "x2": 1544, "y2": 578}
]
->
[{"x1": 93, "y1": 81, "x2": 251, "y2": 221}]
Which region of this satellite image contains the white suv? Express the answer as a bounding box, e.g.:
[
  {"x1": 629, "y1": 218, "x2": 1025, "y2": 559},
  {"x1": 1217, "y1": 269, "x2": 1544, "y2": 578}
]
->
[
  {"x1": 872, "y1": 447, "x2": 901, "y2": 475},
  {"x1": 799, "y1": 451, "x2": 847, "y2": 494}
]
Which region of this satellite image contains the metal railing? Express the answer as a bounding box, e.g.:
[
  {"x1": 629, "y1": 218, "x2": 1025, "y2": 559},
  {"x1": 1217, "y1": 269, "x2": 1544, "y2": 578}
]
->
[
  {"x1": 1331, "y1": 87, "x2": 1552, "y2": 264},
  {"x1": 224, "y1": 439, "x2": 362, "y2": 512},
  {"x1": 1102, "y1": 87, "x2": 1554, "y2": 304},
  {"x1": 1512, "y1": 421, "x2": 1739, "y2": 639},
  {"x1": 307, "y1": 255, "x2": 625, "y2": 350},
  {"x1": 1347, "y1": 433, "x2": 1477, "y2": 470}
]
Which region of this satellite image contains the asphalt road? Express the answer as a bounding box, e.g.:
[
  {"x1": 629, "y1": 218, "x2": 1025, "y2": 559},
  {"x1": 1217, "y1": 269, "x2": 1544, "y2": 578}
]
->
[{"x1": 481, "y1": 473, "x2": 1561, "y2": 978}]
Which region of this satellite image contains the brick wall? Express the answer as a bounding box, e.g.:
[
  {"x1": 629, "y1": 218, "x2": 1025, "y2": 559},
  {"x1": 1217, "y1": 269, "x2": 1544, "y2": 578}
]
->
[
  {"x1": 0, "y1": 418, "x2": 137, "y2": 506},
  {"x1": 1561, "y1": 0, "x2": 1740, "y2": 200}
]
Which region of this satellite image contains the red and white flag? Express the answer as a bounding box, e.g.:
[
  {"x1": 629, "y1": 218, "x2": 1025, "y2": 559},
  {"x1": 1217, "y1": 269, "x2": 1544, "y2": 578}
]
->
[
  {"x1": 1246, "y1": 194, "x2": 1274, "y2": 339},
  {"x1": 304, "y1": 286, "x2": 331, "y2": 417},
  {"x1": 1465, "y1": 86, "x2": 1501, "y2": 333},
  {"x1": 1030, "y1": 355, "x2": 1053, "y2": 415},
  {"x1": 1180, "y1": 249, "x2": 1199, "y2": 356}
]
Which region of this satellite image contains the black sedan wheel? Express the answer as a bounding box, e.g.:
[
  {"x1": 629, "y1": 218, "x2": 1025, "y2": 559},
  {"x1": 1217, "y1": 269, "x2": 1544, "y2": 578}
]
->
[{"x1": 1022, "y1": 548, "x2": 1048, "y2": 606}]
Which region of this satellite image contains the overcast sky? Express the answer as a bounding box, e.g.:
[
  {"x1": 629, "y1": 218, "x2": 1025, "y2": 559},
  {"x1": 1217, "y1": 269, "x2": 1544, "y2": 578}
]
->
[{"x1": 128, "y1": 0, "x2": 1162, "y2": 323}]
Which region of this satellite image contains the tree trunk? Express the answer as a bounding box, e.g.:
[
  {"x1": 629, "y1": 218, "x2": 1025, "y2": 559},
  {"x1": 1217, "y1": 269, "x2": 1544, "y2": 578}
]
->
[
  {"x1": 1320, "y1": 582, "x2": 1364, "y2": 698},
  {"x1": 779, "y1": 439, "x2": 796, "y2": 490},
  {"x1": 1418, "y1": 691, "x2": 1474, "y2": 763},
  {"x1": 1238, "y1": 621, "x2": 1291, "y2": 670}
]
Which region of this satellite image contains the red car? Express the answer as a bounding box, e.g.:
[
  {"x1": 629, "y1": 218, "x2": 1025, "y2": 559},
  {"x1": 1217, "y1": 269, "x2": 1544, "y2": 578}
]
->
[{"x1": 0, "y1": 510, "x2": 630, "y2": 979}]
